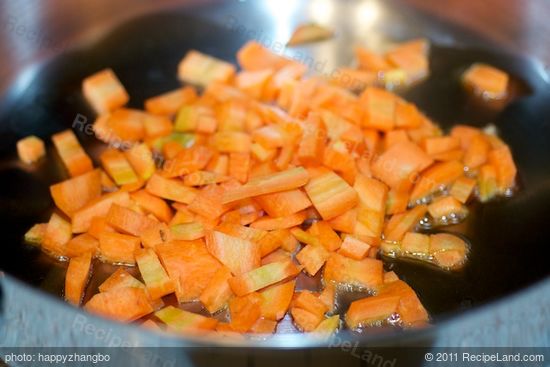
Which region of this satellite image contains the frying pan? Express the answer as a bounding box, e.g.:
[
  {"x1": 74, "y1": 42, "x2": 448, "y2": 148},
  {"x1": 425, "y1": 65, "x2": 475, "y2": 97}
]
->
[{"x1": 0, "y1": 0, "x2": 549, "y2": 364}]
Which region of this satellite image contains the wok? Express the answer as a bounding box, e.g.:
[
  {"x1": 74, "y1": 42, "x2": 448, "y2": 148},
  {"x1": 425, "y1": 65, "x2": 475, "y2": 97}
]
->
[{"x1": 0, "y1": 0, "x2": 549, "y2": 365}]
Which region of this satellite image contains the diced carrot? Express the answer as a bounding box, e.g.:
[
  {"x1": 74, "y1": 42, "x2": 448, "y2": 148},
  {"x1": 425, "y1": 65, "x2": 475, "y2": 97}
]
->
[
  {"x1": 178, "y1": 50, "x2": 235, "y2": 87},
  {"x1": 254, "y1": 189, "x2": 312, "y2": 218},
  {"x1": 72, "y1": 191, "x2": 131, "y2": 233},
  {"x1": 161, "y1": 145, "x2": 213, "y2": 178},
  {"x1": 401, "y1": 232, "x2": 430, "y2": 257},
  {"x1": 199, "y1": 267, "x2": 234, "y2": 314},
  {"x1": 346, "y1": 294, "x2": 400, "y2": 329},
  {"x1": 66, "y1": 233, "x2": 99, "y2": 258},
  {"x1": 237, "y1": 41, "x2": 294, "y2": 71},
  {"x1": 130, "y1": 189, "x2": 172, "y2": 223},
  {"x1": 312, "y1": 315, "x2": 340, "y2": 337},
  {"x1": 143, "y1": 113, "x2": 173, "y2": 140},
  {"x1": 250, "y1": 318, "x2": 278, "y2": 334},
  {"x1": 43, "y1": 213, "x2": 72, "y2": 257},
  {"x1": 87, "y1": 216, "x2": 114, "y2": 239},
  {"x1": 307, "y1": 221, "x2": 341, "y2": 251},
  {"x1": 17, "y1": 135, "x2": 45, "y2": 164},
  {"x1": 384, "y1": 205, "x2": 427, "y2": 242},
  {"x1": 236, "y1": 69, "x2": 274, "y2": 99},
  {"x1": 386, "y1": 46, "x2": 429, "y2": 84},
  {"x1": 156, "y1": 240, "x2": 222, "y2": 302},
  {"x1": 249, "y1": 211, "x2": 307, "y2": 230},
  {"x1": 463, "y1": 134, "x2": 490, "y2": 169},
  {"x1": 145, "y1": 87, "x2": 197, "y2": 116},
  {"x1": 135, "y1": 249, "x2": 172, "y2": 299},
  {"x1": 371, "y1": 141, "x2": 434, "y2": 189},
  {"x1": 50, "y1": 169, "x2": 101, "y2": 217},
  {"x1": 145, "y1": 173, "x2": 198, "y2": 204},
  {"x1": 98, "y1": 268, "x2": 144, "y2": 292},
  {"x1": 291, "y1": 307, "x2": 323, "y2": 332},
  {"x1": 259, "y1": 280, "x2": 295, "y2": 321},
  {"x1": 429, "y1": 233, "x2": 468, "y2": 269},
  {"x1": 140, "y1": 222, "x2": 172, "y2": 248},
  {"x1": 384, "y1": 129, "x2": 410, "y2": 150},
  {"x1": 297, "y1": 112, "x2": 327, "y2": 166},
  {"x1": 384, "y1": 271, "x2": 400, "y2": 283},
  {"x1": 432, "y1": 149, "x2": 464, "y2": 162},
  {"x1": 478, "y1": 164, "x2": 498, "y2": 202},
  {"x1": 141, "y1": 319, "x2": 163, "y2": 331},
  {"x1": 324, "y1": 253, "x2": 383, "y2": 290},
  {"x1": 409, "y1": 160, "x2": 464, "y2": 204},
  {"x1": 488, "y1": 145, "x2": 516, "y2": 192},
  {"x1": 170, "y1": 222, "x2": 205, "y2": 241},
  {"x1": 318, "y1": 282, "x2": 336, "y2": 312},
  {"x1": 156, "y1": 306, "x2": 218, "y2": 331},
  {"x1": 24, "y1": 223, "x2": 47, "y2": 246},
  {"x1": 450, "y1": 125, "x2": 481, "y2": 150},
  {"x1": 386, "y1": 189, "x2": 409, "y2": 215},
  {"x1": 100, "y1": 148, "x2": 138, "y2": 185},
  {"x1": 98, "y1": 231, "x2": 140, "y2": 265},
  {"x1": 355, "y1": 47, "x2": 391, "y2": 71},
  {"x1": 328, "y1": 208, "x2": 357, "y2": 234},
  {"x1": 338, "y1": 235, "x2": 371, "y2": 260},
  {"x1": 229, "y1": 293, "x2": 262, "y2": 332},
  {"x1": 378, "y1": 280, "x2": 429, "y2": 326},
  {"x1": 293, "y1": 291, "x2": 328, "y2": 319},
  {"x1": 394, "y1": 101, "x2": 422, "y2": 129},
  {"x1": 228, "y1": 259, "x2": 301, "y2": 296},
  {"x1": 85, "y1": 287, "x2": 153, "y2": 322},
  {"x1": 449, "y1": 176, "x2": 476, "y2": 204},
  {"x1": 228, "y1": 152, "x2": 251, "y2": 183},
  {"x1": 462, "y1": 63, "x2": 508, "y2": 99},
  {"x1": 187, "y1": 184, "x2": 231, "y2": 220},
  {"x1": 305, "y1": 171, "x2": 358, "y2": 220},
  {"x1": 223, "y1": 167, "x2": 309, "y2": 203},
  {"x1": 422, "y1": 136, "x2": 460, "y2": 155},
  {"x1": 106, "y1": 108, "x2": 146, "y2": 142},
  {"x1": 205, "y1": 230, "x2": 260, "y2": 275},
  {"x1": 360, "y1": 87, "x2": 396, "y2": 131},
  {"x1": 65, "y1": 251, "x2": 92, "y2": 305},
  {"x1": 427, "y1": 196, "x2": 467, "y2": 221},
  {"x1": 296, "y1": 243, "x2": 330, "y2": 276},
  {"x1": 124, "y1": 143, "x2": 156, "y2": 180},
  {"x1": 82, "y1": 68, "x2": 129, "y2": 114},
  {"x1": 271, "y1": 228, "x2": 300, "y2": 253},
  {"x1": 52, "y1": 130, "x2": 94, "y2": 177},
  {"x1": 106, "y1": 204, "x2": 155, "y2": 236}
]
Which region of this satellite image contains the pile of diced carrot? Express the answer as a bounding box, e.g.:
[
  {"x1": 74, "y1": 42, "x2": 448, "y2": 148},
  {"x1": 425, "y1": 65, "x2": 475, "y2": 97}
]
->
[{"x1": 21, "y1": 39, "x2": 516, "y2": 337}]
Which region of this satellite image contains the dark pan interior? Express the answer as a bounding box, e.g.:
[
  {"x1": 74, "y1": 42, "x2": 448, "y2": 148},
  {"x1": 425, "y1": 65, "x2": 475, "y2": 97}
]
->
[{"x1": 0, "y1": 0, "x2": 549, "y2": 332}]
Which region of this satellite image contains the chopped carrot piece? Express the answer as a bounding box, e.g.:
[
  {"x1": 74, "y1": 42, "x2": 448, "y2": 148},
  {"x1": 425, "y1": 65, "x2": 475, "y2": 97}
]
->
[
  {"x1": 85, "y1": 287, "x2": 153, "y2": 322},
  {"x1": 98, "y1": 231, "x2": 140, "y2": 265},
  {"x1": 338, "y1": 235, "x2": 371, "y2": 260},
  {"x1": 293, "y1": 291, "x2": 328, "y2": 319},
  {"x1": 87, "y1": 216, "x2": 114, "y2": 239},
  {"x1": 250, "y1": 318, "x2": 278, "y2": 334},
  {"x1": 386, "y1": 44, "x2": 429, "y2": 84},
  {"x1": 372, "y1": 141, "x2": 433, "y2": 189},
  {"x1": 328, "y1": 208, "x2": 357, "y2": 234},
  {"x1": 199, "y1": 267, "x2": 234, "y2": 314},
  {"x1": 271, "y1": 228, "x2": 300, "y2": 253},
  {"x1": 255, "y1": 189, "x2": 312, "y2": 218},
  {"x1": 384, "y1": 205, "x2": 427, "y2": 242},
  {"x1": 395, "y1": 101, "x2": 422, "y2": 129},
  {"x1": 429, "y1": 233, "x2": 468, "y2": 269},
  {"x1": 178, "y1": 50, "x2": 235, "y2": 87},
  {"x1": 106, "y1": 204, "x2": 155, "y2": 236},
  {"x1": 145, "y1": 173, "x2": 198, "y2": 204},
  {"x1": 488, "y1": 145, "x2": 517, "y2": 192},
  {"x1": 409, "y1": 160, "x2": 464, "y2": 204},
  {"x1": 478, "y1": 164, "x2": 498, "y2": 202},
  {"x1": 237, "y1": 41, "x2": 294, "y2": 71},
  {"x1": 463, "y1": 134, "x2": 490, "y2": 170},
  {"x1": 141, "y1": 222, "x2": 172, "y2": 248},
  {"x1": 156, "y1": 240, "x2": 222, "y2": 302},
  {"x1": 318, "y1": 282, "x2": 336, "y2": 312},
  {"x1": 66, "y1": 233, "x2": 99, "y2": 258},
  {"x1": 100, "y1": 148, "x2": 139, "y2": 185},
  {"x1": 52, "y1": 130, "x2": 94, "y2": 177},
  {"x1": 24, "y1": 223, "x2": 47, "y2": 246},
  {"x1": 82, "y1": 68, "x2": 129, "y2": 114},
  {"x1": 296, "y1": 243, "x2": 330, "y2": 276},
  {"x1": 229, "y1": 293, "x2": 262, "y2": 332},
  {"x1": 401, "y1": 232, "x2": 430, "y2": 257},
  {"x1": 305, "y1": 171, "x2": 358, "y2": 220},
  {"x1": 287, "y1": 23, "x2": 333, "y2": 46},
  {"x1": 98, "y1": 268, "x2": 144, "y2": 292},
  {"x1": 422, "y1": 136, "x2": 460, "y2": 155},
  {"x1": 259, "y1": 280, "x2": 295, "y2": 321},
  {"x1": 324, "y1": 253, "x2": 383, "y2": 290},
  {"x1": 131, "y1": 189, "x2": 173, "y2": 223},
  {"x1": 360, "y1": 87, "x2": 396, "y2": 131},
  {"x1": 50, "y1": 169, "x2": 101, "y2": 217},
  {"x1": 312, "y1": 315, "x2": 340, "y2": 336},
  {"x1": 124, "y1": 143, "x2": 156, "y2": 180},
  {"x1": 449, "y1": 176, "x2": 476, "y2": 204},
  {"x1": 378, "y1": 280, "x2": 429, "y2": 326},
  {"x1": 291, "y1": 307, "x2": 323, "y2": 332},
  {"x1": 135, "y1": 248, "x2": 174, "y2": 300},
  {"x1": 384, "y1": 271, "x2": 400, "y2": 283},
  {"x1": 205, "y1": 230, "x2": 261, "y2": 275},
  {"x1": 386, "y1": 189, "x2": 409, "y2": 215},
  {"x1": 346, "y1": 294, "x2": 400, "y2": 329},
  {"x1": 384, "y1": 129, "x2": 410, "y2": 150},
  {"x1": 462, "y1": 63, "x2": 508, "y2": 99},
  {"x1": 228, "y1": 259, "x2": 301, "y2": 296},
  {"x1": 43, "y1": 213, "x2": 72, "y2": 257},
  {"x1": 65, "y1": 251, "x2": 92, "y2": 305},
  {"x1": 145, "y1": 86, "x2": 197, "y2": 116},
  {"x1": 297, "y1": 112, "x2": 327, "y2": 166},
  {"x1": 355, "y1": 47, "x2": 391, "y2": 71},
  {"x1": 188, "y1": 184, "x2": 231, "y2": 220},
  {"x1": 156, "y1": 306, "x2": 218, "y2": 331},
  {"x1": 72, "y1": 191, "x2": 131, "y2": 233},
  {"x1": 162, "y1": 145, "x2": 213, "y2": 178},
  {"x1": 212, "y1": 131, "x2": 252, "y2": 153},
  {"x1": 308, "y1": 221, "x2": 341, "y2": 251},
  {"x1": 223, "y1": 167, "x2": 309, "y2": 203},
  {"x1": 450, "y1": 125, "x2": 482, "y2": 150},
  {"x1": 17, "y1": 135, "x2": 45, "y2": 164},
  {"x1": 229, "y1": 152, "x2": 251, "y2": 183},
  {"x1": 427, "y1": 196, "x2": 468, "y2": 222},
  {"x1": 236, "y1": 69, "x2": 274, "y2": 99},
  {"x1": 249, "y1": 211, "x2": 307, "y2": 230},
  {"x1": 170, "y1": 222, "x2": 205, "y2": 241},
  {"x1": 106, "y1": 108, "x2": 146, "y2": 142}
]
